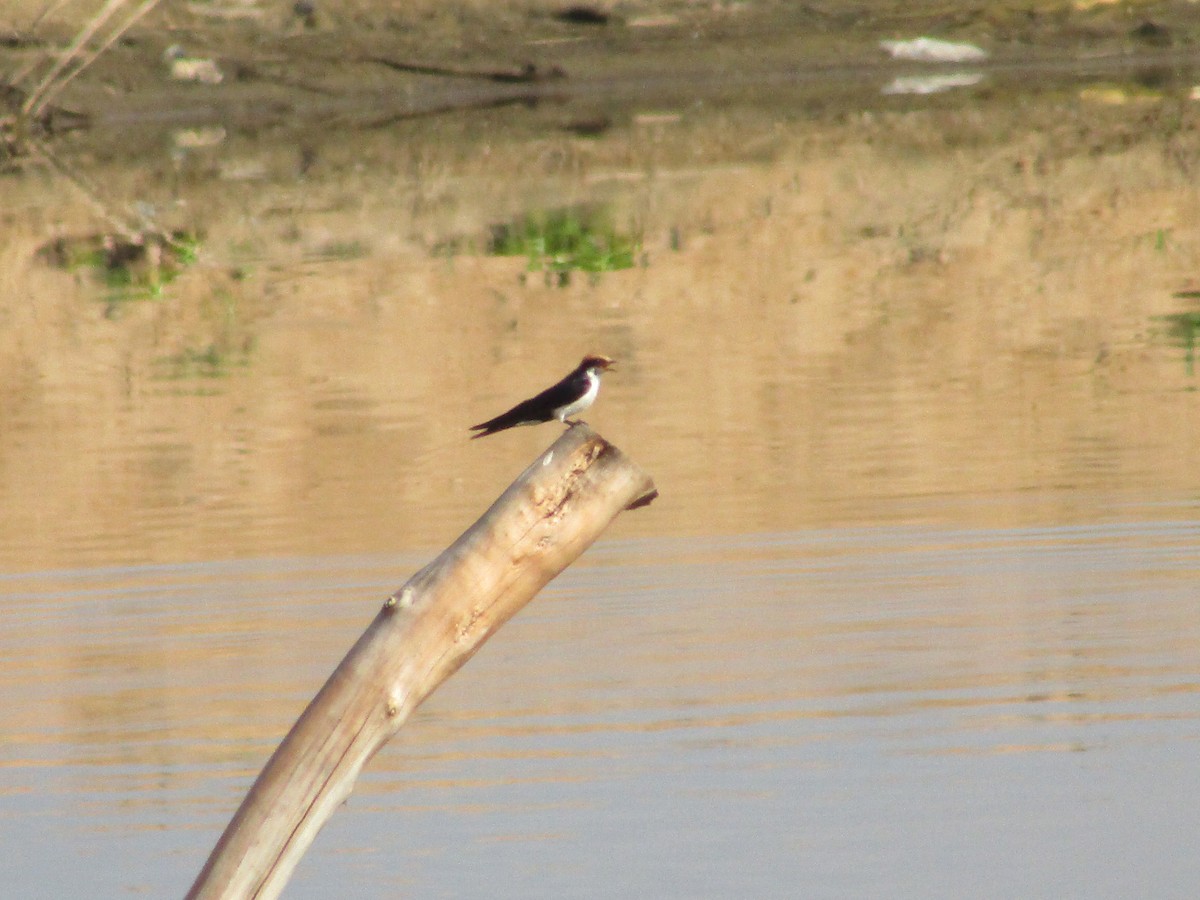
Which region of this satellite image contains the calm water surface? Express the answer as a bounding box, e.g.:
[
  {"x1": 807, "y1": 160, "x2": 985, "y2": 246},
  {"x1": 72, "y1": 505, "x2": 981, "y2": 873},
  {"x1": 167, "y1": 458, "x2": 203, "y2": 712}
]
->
[
  {"x1": 3, "y1": 42, "x2": 1200, "y2": 899},
  {"x1": 3, "y1": 518, "x2": 1200, "y2": 898}
]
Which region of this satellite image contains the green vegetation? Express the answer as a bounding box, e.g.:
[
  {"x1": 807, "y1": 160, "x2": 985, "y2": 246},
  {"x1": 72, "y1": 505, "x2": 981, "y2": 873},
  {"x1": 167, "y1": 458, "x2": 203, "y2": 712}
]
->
[
  {"x1": 488, "y1": 208, "x2": 641, "y2": 286},
  {"x1": 156, "y1": 338, "x2": 255, "y2": 382},
  {"x1": 154, "y1": 288, "x2": 255, "y2": 382},
  {"x1": 40, "y1": 230, "x2": 202, "y2": 306},
  {"x1": 38, "y1": 229, "x2": 256, "y2": 382},
  {"x1": 1154, "y1": 307, "x2": 1200, "y2": 377}
]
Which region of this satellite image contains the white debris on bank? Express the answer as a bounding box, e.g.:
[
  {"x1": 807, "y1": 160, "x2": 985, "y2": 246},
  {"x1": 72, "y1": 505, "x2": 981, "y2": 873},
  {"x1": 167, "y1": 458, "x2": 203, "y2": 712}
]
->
[
  {"x1": 163, "y1": 45, "x2": 224, "y2": 84},
  {"x1": 882, "y1": 73, "x2": 985, "y2": 96},
  {"x1": 879, "y1": 37, "x2": 988, "y2": 63}
]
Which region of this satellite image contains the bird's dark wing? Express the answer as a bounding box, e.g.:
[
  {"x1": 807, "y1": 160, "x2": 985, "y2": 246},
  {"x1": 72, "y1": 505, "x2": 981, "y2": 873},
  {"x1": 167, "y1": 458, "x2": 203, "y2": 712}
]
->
[
  {"x1": 469, "y1": 395, "x2": 555, "y2": 438},
  {"x1": 468, "y1": 371, "x2": 583, "y2": 438}
]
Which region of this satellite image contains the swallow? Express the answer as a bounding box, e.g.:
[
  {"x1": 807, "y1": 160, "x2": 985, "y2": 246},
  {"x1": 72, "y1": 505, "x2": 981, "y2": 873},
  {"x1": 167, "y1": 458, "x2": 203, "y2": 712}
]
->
[{"x1": 470, "y1": 355, "x2": 614, "y2": 439}]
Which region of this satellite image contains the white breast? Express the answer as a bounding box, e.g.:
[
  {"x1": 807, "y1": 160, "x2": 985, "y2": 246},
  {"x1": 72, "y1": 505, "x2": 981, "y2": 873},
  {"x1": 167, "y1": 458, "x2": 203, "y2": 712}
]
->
[{"x1": 554, "y1": 371, "x2": 599, "y2": 421}]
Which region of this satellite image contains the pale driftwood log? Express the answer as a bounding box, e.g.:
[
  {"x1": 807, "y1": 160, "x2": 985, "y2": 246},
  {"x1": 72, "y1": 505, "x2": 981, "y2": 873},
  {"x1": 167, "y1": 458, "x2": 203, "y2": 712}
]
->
[{"x1": 186, "y1": 424, "x2": 656, "y2": 900}]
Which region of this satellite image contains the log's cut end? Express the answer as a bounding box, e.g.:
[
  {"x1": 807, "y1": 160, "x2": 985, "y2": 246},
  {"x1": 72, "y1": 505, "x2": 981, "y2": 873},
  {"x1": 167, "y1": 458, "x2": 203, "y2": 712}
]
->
[
  {"x1": 583, "y1": 428, "x2": 657, "y2": 510},
  {"x1": 498, "y1": 423, "x2": 657, "y2": 529}
]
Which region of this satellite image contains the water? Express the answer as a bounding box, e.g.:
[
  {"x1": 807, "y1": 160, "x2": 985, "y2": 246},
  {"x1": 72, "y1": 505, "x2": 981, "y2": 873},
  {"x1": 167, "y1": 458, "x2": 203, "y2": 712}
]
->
[
  {"x1": 3, "y1": 522, "x2": 1200, "y2": 897},
  {"x1": 4, "y1": 24, "x2": 1200, "y2": 898}
]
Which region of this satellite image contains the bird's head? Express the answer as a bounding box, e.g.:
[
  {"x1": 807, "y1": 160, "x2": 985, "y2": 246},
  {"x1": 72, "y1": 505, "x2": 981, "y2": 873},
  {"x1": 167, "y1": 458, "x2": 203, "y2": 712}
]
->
[{"x1": 581, "y1": 354, "x2": 615, "y2": 374}]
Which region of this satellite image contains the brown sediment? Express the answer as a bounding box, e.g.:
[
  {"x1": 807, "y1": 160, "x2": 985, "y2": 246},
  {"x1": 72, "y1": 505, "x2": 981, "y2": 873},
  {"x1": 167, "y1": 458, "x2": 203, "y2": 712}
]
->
[{"x1": 2, "y1": 2, "x2": 1200, "y2": 568}]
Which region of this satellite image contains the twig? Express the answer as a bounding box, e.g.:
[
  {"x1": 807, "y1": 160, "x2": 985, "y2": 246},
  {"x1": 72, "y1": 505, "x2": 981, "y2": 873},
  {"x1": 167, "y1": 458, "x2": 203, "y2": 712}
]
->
[
  {"x1": 27, "y1": 0, "x2": 76, "y2": 32},
  {"x1": 29, "y1": 137, "x2": 148, "y2": 243},
  {"x1": 22, "y1": 0, "x2": 127, "y2": 115},
  {"x1": 31, "y1": 0, "x2": 164, "y2": 116},
  {"x1": 362, "y1": 56, "x2": 566, "y2": 84}
]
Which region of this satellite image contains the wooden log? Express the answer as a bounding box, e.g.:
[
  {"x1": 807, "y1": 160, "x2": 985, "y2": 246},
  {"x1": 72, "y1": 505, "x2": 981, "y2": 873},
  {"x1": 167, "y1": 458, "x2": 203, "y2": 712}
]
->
[{"x1": 186, "y1": 424, "x2": 657, "y2": 900}]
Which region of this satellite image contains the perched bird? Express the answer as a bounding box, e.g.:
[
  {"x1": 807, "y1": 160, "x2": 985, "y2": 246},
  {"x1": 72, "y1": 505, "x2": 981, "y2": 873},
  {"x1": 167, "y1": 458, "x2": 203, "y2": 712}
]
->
[{"x1": 470, "y1": 355, "x2": 614, "y2": 439}]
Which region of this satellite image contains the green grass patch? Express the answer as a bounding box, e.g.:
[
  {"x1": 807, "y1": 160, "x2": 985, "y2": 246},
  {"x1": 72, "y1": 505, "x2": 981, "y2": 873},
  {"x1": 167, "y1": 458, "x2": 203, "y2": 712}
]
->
[
  {"x1": 155, "y1": 335, "x2": 256, "y2": 382},
  {"x1": 39, "y1": 230, "x2": 202, "y2": 305},
  {"x1": 488, "y1": 208, "x2": 640, "y2": 285},
  {"x1": 1153, "y1": 308, "x2": 1200, "y2": 376}
]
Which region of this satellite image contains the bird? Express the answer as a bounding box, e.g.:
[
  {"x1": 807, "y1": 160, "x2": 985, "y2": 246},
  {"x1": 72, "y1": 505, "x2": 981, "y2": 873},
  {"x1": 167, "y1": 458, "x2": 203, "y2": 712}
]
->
[{"x1": 470, "y1": 355, "x2": 614, "y2": 439}]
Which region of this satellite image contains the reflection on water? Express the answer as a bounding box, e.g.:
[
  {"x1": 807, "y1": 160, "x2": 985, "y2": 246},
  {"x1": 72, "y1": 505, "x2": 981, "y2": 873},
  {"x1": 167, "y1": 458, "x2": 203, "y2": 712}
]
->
[
  {"x1": 2, "y1": 520, "x2": 1199, "y2": 897},
  {"x1": 4, "y1": 43, "x2": 1200, "y2": 900}
]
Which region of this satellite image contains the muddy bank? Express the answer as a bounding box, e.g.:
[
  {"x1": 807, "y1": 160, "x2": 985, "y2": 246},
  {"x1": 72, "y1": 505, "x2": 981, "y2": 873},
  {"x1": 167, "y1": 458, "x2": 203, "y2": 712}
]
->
[
  {"x1": 3, "y1": 1, "x2": 1200, "y2": 567},
  {"x1": 3, "y1": 78, "x2": 1200, "y2": 565},
  {"x1": 4, "y1": 0, "x2": 1200, "y2": 141}
]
